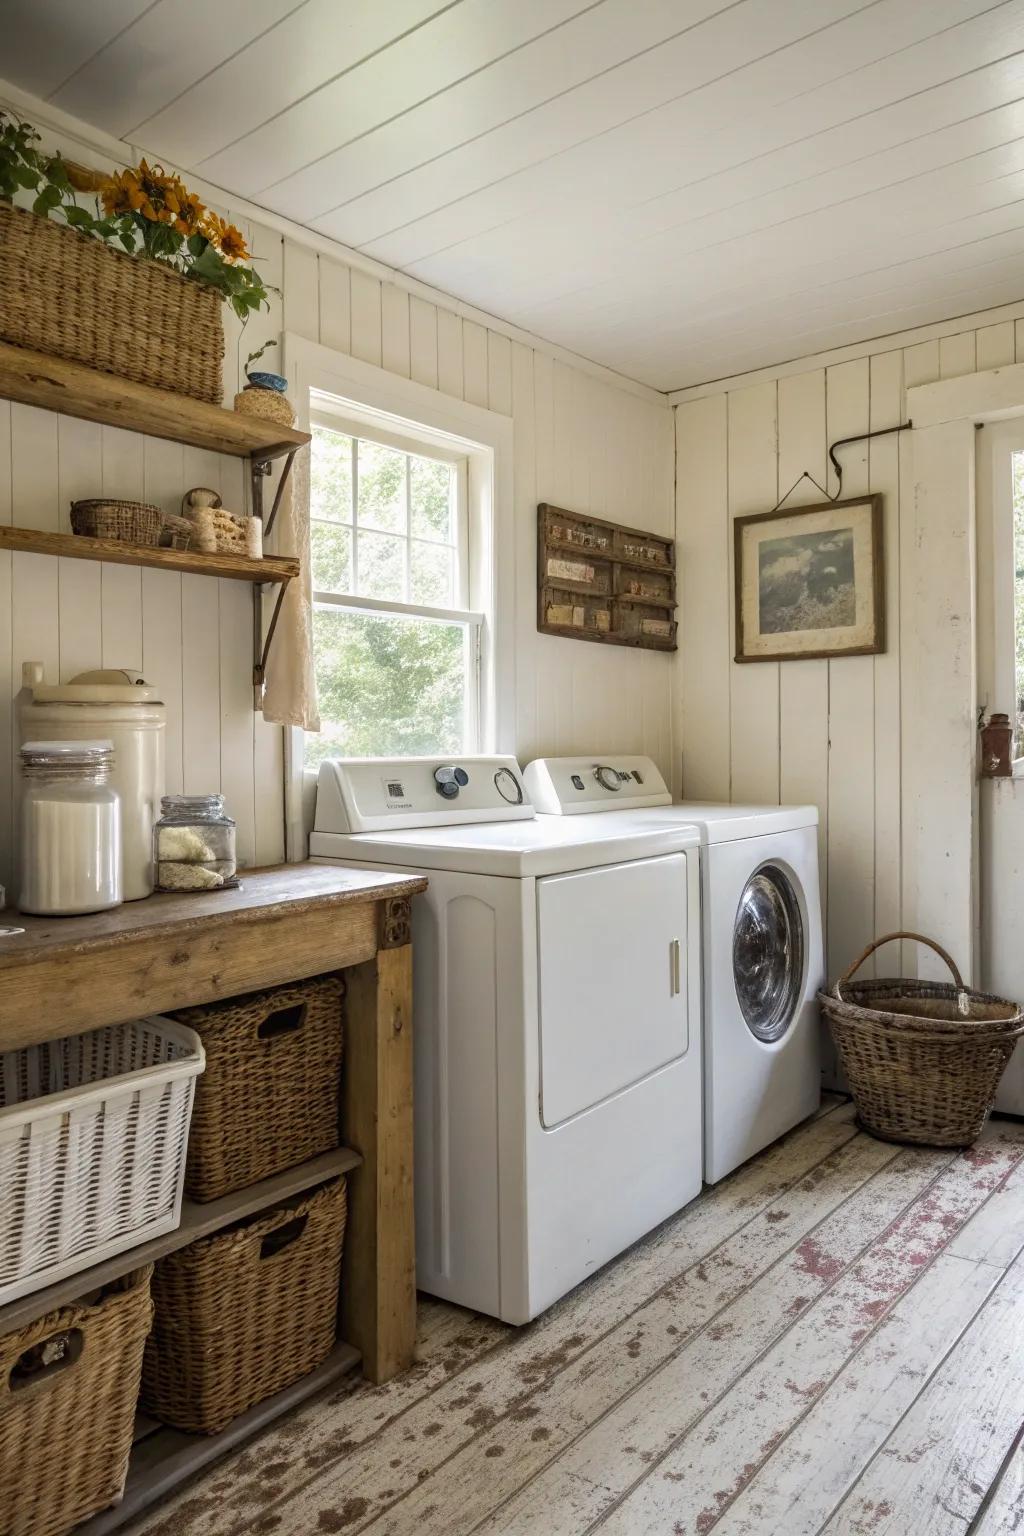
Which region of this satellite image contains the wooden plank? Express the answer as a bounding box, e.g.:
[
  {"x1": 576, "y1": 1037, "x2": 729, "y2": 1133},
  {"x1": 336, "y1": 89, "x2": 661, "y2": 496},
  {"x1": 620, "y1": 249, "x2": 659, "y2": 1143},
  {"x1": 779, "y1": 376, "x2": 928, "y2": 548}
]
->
[
  {"x1": 0, "y1": 1148, "x2": 361, "y2": 1336},
  {"x1": 825, "y1": 357, "x2": 875, "y2": 983},
  {"x1": 319, "y1": 258, "x2": 353, "y2": 356},
  {"x1": 341, "y1": 944, "x2": 416, "y2": 1384},
  {"x1": 976, "y1": 321, "x2": 1015, "y2": 371},
  {"x1": 821, "y1": 1246, "x2": 1024, "y2": 1535},
  {"x1": 869, "y1": 349, "x2": 904, "y2": 980},
  {"x1": 0, "y1": 525, "x2": 298, "y2": 584},
  {"x1": 974, "y1": 1436, "x2": 1024, "y2": 1535},
  {"x1": 350, "y1": 270, "x2": 383, "y2": 369},
  {"x1": 710, "y1": 1251, "x2": 1006, "y2": 1536},
  {"x1": 776, "y1": 368, "x2": 829, "y2": 900},
  {"x1": 939, "y1": 329, "x2": 978, "y2": 379},
  {"x1": 596, "y1": 1132, "x2": 1024, "y2": 1536},
  {"x1": 76, "y1": 1341, "x2": 362, "y2": 1536},
  {"x1": 728, "y1": 380, "x2": 779, "y2": 804},
  {"x1": 463, "y1": 320, "x2": 489, "y2": 409},
  {"x1": 383, "y1": 1136, "x2": 913, "y2": 1536},
  {"x1": 0, "y1": 342, "x2": 310, "y2": 458},
  {"x1": 381, "y1": 285, "x2": 411, "y2": 379},
  {"x1": 409, "y1": 297, "x2": 439, "y2": 390},
  {"x1": 283, "y1": 1110, "x2": 864, "y2": 1528},
  {"x1": 56, "y1": 415, "x2": 103, "y2": 678},
  {"x1": 677, "y1": 394, "x2": 730, "y2": 800},
  {"x1": 436, "y1": 308, "x2": 465, "y2": 400}
]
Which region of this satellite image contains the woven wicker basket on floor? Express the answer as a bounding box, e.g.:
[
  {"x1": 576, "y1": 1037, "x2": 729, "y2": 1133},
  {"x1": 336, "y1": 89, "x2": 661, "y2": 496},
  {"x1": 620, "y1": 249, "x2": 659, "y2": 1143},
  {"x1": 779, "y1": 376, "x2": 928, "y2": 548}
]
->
[
  {"x1": 70, "y1": 498, "x2": 162, "y2": 545},
  {"x1": 819, "y1": 931, "x2": 1024, "y2": 1147},
  {"x1": 0, "y1": 1267, "x2": 153, "y2": 1536},
  {"x1": 0, "y1": 202, "x2": 224, "y2": 404},
  {"x1": 141, "y1": 1178, "x2": 346, "y2": 1434},
  {"x1": 172, "y1": 974, "x2": 344, "y2": 1201}
]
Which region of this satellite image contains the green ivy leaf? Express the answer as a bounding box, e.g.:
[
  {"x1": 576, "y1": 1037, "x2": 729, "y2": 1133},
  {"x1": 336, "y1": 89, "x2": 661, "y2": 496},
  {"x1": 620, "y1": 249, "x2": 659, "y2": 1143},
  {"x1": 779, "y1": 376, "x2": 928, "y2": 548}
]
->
[
  {"x1": 62, "y1": 206, "x2": 93, "y2": 229},
  {"x1": 32, "y1": 184, "x2": 62, "y2": 214}
]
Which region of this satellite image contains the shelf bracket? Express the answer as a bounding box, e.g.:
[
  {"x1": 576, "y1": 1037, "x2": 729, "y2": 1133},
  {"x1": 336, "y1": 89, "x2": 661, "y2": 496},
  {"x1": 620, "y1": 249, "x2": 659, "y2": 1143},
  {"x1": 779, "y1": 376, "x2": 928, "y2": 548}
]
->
[
  {"x1": 252, "y1": 580, "x2": 290, "y2": 710},
  {"x1": 250, "y1": 448, "x2": 297, "y2": 541}
]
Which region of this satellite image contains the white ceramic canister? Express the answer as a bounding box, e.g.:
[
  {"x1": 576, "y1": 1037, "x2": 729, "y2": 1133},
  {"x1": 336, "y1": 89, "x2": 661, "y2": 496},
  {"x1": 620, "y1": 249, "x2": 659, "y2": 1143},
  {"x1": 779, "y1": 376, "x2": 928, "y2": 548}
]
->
[{"x1": 18, "y1": 664, "x2": 166, "y2": 900}]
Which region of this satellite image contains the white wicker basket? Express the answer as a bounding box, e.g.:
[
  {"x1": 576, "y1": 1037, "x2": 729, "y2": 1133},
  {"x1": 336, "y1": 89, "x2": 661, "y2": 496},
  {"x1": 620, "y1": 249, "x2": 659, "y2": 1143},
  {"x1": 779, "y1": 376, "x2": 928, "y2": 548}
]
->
[{"x1": 0, "y1": 1017, "x2": 204, "y2": 1305}]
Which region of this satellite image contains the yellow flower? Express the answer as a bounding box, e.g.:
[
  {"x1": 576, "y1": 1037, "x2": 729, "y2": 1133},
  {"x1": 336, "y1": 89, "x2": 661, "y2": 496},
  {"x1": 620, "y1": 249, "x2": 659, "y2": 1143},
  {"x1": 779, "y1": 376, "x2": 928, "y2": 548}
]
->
[{"x1": 201, "y1": 210, "x2": 250, "y2": 262}]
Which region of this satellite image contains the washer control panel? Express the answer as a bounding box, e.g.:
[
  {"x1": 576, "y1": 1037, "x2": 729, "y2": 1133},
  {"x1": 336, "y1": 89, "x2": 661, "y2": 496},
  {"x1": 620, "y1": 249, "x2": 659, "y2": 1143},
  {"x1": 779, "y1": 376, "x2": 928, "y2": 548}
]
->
[
  {"x1": 314, "y1": 755, "x2": 535, "y2": 832},
  {"x1": 524, "y1": 755, "x2": 673, "y2": 814}
]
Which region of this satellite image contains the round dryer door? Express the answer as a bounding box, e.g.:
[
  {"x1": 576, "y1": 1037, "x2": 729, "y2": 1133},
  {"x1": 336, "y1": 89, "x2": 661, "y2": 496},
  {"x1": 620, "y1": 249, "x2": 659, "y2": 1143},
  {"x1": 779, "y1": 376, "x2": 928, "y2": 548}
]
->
[{"x1": 733, "y1": 864, "x2": 804, "y2": 1043}]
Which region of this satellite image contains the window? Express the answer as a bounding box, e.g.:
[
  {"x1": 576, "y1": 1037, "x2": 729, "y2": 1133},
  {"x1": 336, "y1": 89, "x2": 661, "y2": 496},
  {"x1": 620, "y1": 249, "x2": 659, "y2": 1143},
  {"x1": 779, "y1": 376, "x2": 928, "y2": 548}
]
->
[
  {"x1": 979, "y1": 421, "x2": 1024, "y2": 768},
  {"x1": 305, "y1": 414, "x2": 480, "y2": 766},
  {"x1": 1013, "y1": 448, "x2": 1024, "y2": 748}
]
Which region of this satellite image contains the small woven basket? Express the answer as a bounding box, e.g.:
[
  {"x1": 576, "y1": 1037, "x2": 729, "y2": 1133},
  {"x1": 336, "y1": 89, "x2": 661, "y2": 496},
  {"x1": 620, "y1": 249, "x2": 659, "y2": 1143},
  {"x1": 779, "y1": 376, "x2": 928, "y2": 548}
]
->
[
  {"x1": 819, "y1": 931, "x2": 1024, "y2": 1147},
  {"x1": 172, "y1": 975, "x2": 344, "y2": 1202},
  {"x1": 141, "y1": 1179, "x2": 346, "y2": 1434},
  {"x1": 0, "y1": 203, "x2": 224, "y2": 403},
  {"x1": 0, "y1": 1268, "x2": 153, "y2": 1536},
  {"x1": 71, "y1": 498, "x2": 162, "y2": 545}
]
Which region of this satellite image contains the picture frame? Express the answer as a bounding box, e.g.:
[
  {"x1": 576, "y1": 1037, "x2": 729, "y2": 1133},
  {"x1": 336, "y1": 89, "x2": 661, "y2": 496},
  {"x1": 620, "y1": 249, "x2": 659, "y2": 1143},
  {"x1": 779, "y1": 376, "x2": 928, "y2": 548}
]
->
[{"x1": 733, "y1": 493, "x2": 884, "y2": 663}]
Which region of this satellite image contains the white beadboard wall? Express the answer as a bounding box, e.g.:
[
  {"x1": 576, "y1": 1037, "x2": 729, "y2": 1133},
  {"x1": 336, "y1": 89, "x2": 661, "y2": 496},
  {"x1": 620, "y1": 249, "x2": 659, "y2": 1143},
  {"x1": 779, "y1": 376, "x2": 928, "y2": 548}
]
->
[
  {"x1": 675, "y1": 303, "x2": 1024, "y2": 985},
  {"x1": 0, "y1": 207, "x2": 674, "y2": 895}
]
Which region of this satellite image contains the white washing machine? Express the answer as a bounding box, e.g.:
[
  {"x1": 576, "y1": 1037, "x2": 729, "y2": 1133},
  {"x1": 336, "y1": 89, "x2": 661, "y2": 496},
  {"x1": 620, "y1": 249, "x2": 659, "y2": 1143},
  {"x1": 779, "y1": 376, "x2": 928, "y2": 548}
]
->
[
  {"x1": 524, "y1": 755, "x2": 824, "y2": 1184},
  {"x1": 308, "y1": 755, "x2": 703, "y2": 1324}
]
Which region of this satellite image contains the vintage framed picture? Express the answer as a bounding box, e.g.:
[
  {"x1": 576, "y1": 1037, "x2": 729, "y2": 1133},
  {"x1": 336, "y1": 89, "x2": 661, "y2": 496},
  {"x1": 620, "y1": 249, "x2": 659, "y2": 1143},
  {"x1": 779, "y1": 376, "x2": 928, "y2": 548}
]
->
[{"x1": 734, "y1": 494, "x2": 884, "y2": 663}]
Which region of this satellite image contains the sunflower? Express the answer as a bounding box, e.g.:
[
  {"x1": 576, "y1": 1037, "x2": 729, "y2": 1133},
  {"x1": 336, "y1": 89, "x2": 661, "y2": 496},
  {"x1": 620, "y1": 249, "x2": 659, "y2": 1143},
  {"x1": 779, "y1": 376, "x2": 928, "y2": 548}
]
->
[{"x1": 201, "y1": 210, "x2": 250, "y2": 262}]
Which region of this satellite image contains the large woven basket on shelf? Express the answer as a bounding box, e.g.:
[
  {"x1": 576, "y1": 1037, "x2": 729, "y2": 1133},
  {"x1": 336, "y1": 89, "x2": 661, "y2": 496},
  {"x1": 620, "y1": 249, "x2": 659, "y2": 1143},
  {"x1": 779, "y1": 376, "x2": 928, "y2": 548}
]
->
[
  {"x1": 819, "y1": 931, "x2": 1024, "y2": 1147},
  {"x1": 0, "y1": 202, "x2": 224, "y2": 403},
  {"x1": 172, "y1": 974, "x2": 345, "y2": 1201},
  {"x1": 0, "y1": 1267, "x2": 153, "y2": 1536},
  {"x1": 141, "y1": 1179, "x2": 346, "y2": 1434}
]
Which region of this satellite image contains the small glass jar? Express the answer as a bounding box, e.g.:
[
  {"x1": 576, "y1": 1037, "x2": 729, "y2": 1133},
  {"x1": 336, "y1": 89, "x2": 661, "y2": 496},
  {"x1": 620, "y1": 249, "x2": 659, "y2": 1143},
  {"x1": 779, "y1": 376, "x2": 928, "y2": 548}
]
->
[
  {"x1": 19, "y1": 740, "x2": 122, "y2": 915},
  {"x1": 153, "y1": 795, "x2": 237, "y2": 893}
]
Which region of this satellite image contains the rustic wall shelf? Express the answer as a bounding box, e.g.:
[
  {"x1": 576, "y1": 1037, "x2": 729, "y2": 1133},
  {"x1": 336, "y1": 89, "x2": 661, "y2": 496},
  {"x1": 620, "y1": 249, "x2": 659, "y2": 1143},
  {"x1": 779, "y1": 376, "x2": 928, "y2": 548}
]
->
[
  {"x1": 0, "y1": 342, "x2": 312, "y2": 700},
  {"x1": 537, "y1": 503, "x2": 677, "y2": 651}
]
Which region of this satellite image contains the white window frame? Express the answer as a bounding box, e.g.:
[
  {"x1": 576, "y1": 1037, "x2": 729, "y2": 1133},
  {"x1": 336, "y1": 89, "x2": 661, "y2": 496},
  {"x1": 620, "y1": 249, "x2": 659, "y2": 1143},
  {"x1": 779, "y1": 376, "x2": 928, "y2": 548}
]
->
[
  {"x1": 978, "y1": 417, "x2": 1024, "y2": 774},
  {"x1": 282, "y1": 333, "x2": 515, "y2": 860},
  {"x1": 309, "y1": 404, "x2": 482, "y2": 753}
]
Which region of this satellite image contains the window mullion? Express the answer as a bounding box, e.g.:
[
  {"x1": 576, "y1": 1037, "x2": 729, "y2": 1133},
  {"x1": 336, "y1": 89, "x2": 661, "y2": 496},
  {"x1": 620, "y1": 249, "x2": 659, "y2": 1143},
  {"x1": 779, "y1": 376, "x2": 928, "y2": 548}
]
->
[
  {"x1": 351, "y1": 435, "x2": 359, "y2": 596},
  {"x1": 404, "y1": 454, "x2": 412, "y2": 602}
]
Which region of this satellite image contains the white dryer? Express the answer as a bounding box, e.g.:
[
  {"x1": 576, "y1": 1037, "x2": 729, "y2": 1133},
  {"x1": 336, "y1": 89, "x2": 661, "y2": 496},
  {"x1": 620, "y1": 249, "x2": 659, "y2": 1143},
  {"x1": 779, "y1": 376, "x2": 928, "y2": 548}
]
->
[
  {"x1": 309, "y1": 756, "x2": 703, "y2": 1323},
  {"x1": 524, "y1": 756, "x2": 824, "y2": 1184}
]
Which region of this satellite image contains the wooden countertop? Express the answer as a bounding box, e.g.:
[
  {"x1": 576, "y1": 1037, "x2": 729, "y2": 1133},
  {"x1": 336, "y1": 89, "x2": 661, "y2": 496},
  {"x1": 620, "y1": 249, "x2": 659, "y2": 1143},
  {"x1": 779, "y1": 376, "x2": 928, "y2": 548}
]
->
[
  {"x1": 0, "y1": 862, "x2": 427, "y2": 967},
  {"x1": 0, "y1": 862, "x2": 427, "y2": 1048}
]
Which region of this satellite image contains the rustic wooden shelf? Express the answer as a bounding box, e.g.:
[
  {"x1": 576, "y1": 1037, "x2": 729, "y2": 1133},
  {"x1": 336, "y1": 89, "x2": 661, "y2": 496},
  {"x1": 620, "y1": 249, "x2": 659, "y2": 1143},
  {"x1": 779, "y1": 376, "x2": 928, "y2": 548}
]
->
[
  {"x1": 0, "y1": 341, "x2": 310, "y2": 460},
  {"x1": 77, "y1": 1340, "x2": 362, "y2": 1536},
  {"x1": 0, "y1": 1146, "x2": 361, "y2": 1336},
  {"x1": 0, "y1": 524, "x2": 299, "y2": 583}
]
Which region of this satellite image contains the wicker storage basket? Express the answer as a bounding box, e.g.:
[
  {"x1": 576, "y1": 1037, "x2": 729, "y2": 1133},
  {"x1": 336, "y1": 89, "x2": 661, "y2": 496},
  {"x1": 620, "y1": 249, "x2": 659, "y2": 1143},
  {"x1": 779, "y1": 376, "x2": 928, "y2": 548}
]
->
[
  {"x1": 1, "y1": 1267, "x2": 153, "y2": 1536},
  {"x1": 0, "y1": 1019, "x2": 204, "y2": 1305},
  {"x1": 70, "y1": 498, "x2": 162, "y2": 545},
  {"x1": 0, "y1": 202, "x2": 224, "y2": 404},
  {"x1": 173, "y1": 975, "x2": 344, "y2": 1202},
  {"x1": 819, "y1": 931, "x2": 1024, "y2": 1147},
  {"x1": 141, "y1": 1178, "x2": 346, "y2": 1433}
]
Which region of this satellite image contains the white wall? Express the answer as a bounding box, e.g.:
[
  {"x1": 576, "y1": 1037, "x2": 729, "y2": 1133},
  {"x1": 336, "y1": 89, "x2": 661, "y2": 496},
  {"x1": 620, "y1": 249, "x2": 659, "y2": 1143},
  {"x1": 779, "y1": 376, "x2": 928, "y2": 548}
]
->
[
  {"x1": 0, "y1": 100, "x2": 674, "y2": 894},
  {"x1": 674, "y1": 302, "x2": 1024, "y2": 985}
]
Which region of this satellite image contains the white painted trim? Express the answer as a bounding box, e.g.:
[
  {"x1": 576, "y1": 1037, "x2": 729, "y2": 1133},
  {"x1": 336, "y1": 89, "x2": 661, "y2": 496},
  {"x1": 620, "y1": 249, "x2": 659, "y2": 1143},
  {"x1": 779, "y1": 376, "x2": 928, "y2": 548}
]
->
[
  {"x1": 0, "y1": 77, "x2": 668, "y2": 410},
  {"x1": 668, "y1": 301, "x2": 1024, "y2": 405},
  {"x1": 312, "y1": 592, "x2": 484, "y2": 628},
  {"x1": 908, "y1": 365, "x2": 1024, "y2": 430},
  {"x1": 282, "y1": 334, "x2": 515, "y2": 861}
]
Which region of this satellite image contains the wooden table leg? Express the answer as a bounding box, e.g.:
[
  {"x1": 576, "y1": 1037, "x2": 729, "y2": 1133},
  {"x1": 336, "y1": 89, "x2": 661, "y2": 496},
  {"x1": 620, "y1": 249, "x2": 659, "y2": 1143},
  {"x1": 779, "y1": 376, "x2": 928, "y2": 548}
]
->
[{"x1": 340, "y1": 915, "x2": 416, "y2": 1384}]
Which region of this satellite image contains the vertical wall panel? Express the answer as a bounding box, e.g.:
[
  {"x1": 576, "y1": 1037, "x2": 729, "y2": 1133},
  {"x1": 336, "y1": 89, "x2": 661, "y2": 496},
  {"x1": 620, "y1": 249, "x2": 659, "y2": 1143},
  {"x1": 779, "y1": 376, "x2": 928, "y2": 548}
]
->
[
  {"x1": 283, "y1": 241, "x2": 320, "y2": 344},
  {"x1": 350, "y1": 269, "x2": 383, "y2": 367},
  {"x1": 409, "y1": 297, "x2": 439, "y2": 390},
  {"x1": 57, "y1": 416, "x2": 103, "y2": 680},
  {"x1": 319, "y1": 258, "x2": 352, "y2": 355},
  {"x1": 677, "y1": 395, "x2": 729, "y2": 799},
  {"x1": 976, "y1": 323, "x2": 1014, "y2": 371},
  {"x1": 462, "y1": 320, "x2": 489, "y2": 408},
  {"x1": 728, "y1": 381, "x2": 780, "y2": 805},
  {"x1": 939, "y1": 331, "x2": 977, "y2": 380},
  {"x1": 381, "y1": 284, "x2": 411, "y2": 379},
  {"x1": 824, "y1": 358, "x2": 874, "y2": 983},
  {"x1": 0, "y1": 403, "x2": 11, "y2": 893},
  {"x1": 776, "y1": 369, "x2": 830, "y2": 900},
  {"x1": 436, "y1": 309, "x2": 464, "y2": 400},
  {"x1": 869, "y1": 350, "x2": 904, "y2": 979}
]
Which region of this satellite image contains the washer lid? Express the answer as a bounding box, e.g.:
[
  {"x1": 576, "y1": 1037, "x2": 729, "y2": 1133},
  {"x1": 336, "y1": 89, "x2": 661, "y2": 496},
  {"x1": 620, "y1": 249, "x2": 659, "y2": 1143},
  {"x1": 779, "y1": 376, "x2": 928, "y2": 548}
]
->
[
  {"x1": 310, "y1": 813, "x2": 699, "y2": 877},
  {"x1": 27, "y1": 667, "x2": 163, "y2": 704}
]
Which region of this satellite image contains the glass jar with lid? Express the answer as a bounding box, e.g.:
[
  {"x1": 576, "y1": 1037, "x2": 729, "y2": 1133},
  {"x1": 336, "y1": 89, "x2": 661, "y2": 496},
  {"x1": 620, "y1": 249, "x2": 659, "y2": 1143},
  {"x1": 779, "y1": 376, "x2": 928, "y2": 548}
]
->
[
  {"x1": 154, "y1": 795, "x2": 237, "y2": 892},
  {"x1": 19, "y1": 739, "x2": 122, "y2": 915}
]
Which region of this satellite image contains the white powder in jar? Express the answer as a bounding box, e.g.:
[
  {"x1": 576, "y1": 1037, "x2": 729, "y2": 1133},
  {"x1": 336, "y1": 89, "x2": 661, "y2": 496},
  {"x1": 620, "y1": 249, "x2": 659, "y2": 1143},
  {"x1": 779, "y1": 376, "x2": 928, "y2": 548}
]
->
[{"x1": 19, "y1": 778, "x2": 122, "y2": 915}]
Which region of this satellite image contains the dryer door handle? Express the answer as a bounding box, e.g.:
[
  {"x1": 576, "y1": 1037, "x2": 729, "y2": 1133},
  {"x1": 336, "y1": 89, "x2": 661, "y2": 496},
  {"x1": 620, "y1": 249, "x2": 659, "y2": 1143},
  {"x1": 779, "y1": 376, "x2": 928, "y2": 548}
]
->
[{"x1": 669, "y1": 938, "x2": 681, "y2": 996}]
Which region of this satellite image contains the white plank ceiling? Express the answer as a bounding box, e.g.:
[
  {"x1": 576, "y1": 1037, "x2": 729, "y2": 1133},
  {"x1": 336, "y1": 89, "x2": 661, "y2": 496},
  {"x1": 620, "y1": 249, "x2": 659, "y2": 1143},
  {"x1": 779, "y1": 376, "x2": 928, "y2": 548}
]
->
[{"x1": 5, "y1": 0, "x2": 1024, "y2": 389}]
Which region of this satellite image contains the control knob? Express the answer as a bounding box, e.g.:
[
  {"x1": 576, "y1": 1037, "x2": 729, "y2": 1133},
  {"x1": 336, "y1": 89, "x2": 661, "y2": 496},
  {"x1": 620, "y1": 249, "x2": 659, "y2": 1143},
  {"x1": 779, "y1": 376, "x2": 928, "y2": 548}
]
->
[
  {"x1": 434, "y1": 764, "x2": 469, "y2": 799},
  {"x1": 594, "y1": 764, "x2": 622, "y2": 792}
]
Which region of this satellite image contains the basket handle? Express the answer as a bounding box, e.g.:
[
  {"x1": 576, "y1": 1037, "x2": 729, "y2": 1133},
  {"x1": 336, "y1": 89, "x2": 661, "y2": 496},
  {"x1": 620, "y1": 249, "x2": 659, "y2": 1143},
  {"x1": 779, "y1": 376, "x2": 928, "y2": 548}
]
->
[
  {"x1": 259, "y1": 1212, "x2": 308, "y2": 1259},
  {"x1": 836, "y1": 931, "x2": 967, "y2": 1003},
  {"x1": 3, "y1": 1328, "x2": 84, "y2": 1397},
  {"x1": 257, "y1": 1001, "x2": 307, "y2": 1041}
]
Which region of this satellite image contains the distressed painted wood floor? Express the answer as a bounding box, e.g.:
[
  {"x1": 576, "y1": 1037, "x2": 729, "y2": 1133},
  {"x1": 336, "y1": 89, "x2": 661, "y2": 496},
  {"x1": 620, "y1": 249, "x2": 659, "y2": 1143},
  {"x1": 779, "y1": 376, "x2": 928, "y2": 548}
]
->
[{"x1": 134, "y1": 1098, "x2": 1024, "y2": 1536}]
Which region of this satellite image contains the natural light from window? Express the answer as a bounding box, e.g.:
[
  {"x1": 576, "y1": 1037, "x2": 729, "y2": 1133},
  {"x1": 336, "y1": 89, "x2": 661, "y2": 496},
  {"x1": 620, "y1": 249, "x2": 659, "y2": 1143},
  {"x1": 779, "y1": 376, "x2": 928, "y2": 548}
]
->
[{"x1": 305, "y1": 420, "x2": 478, "y2": 766}]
